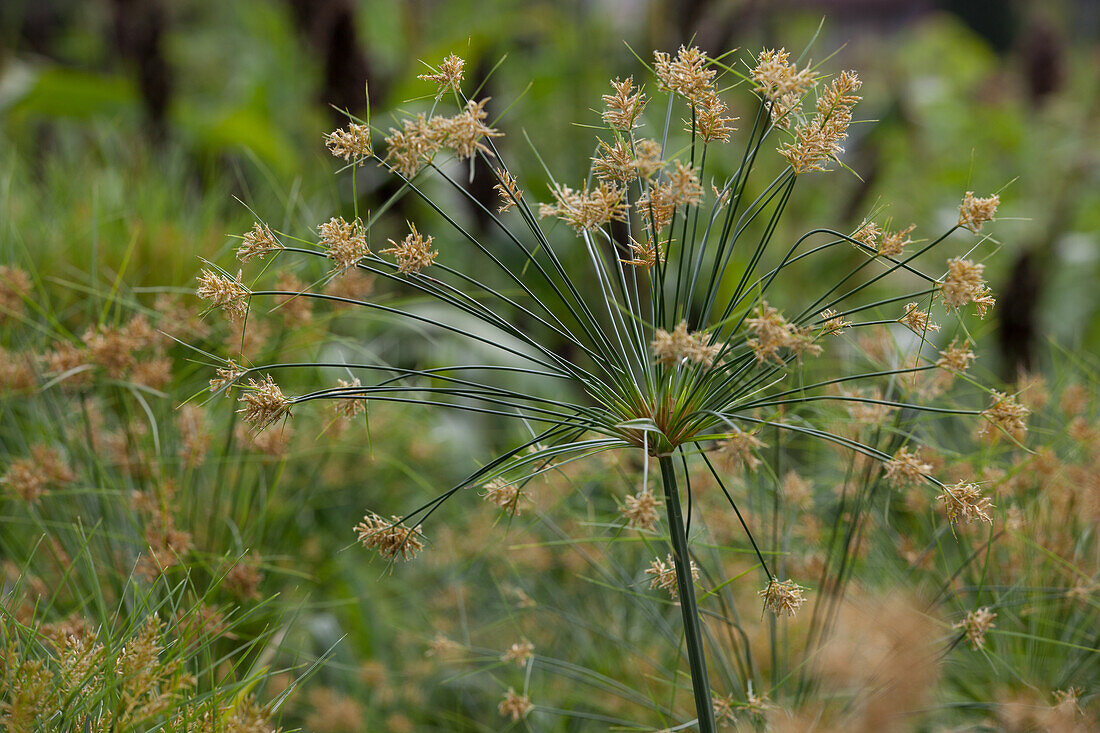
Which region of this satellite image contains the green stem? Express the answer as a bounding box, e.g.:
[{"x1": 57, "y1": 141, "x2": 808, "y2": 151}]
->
[{"x1": 659, "y1": 455, "x2": 716, "y2": 732}]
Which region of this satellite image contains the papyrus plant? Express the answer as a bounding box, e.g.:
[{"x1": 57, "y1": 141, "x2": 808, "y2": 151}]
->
[{"x1": 198, "y1": 43, "x2": 1017, "y2": 729}]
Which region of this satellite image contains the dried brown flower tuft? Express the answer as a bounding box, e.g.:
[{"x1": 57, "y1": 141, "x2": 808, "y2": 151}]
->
[
  {"x1": 498, "y1": 688, "x2": 533, "y2": 721},
  {"x1": 954, "y1": 606, "x2": 996, "y2": 649},
  {"x1": 620, "y1": 489, "x2": 660, "y2": 531},
  {"x1": 481, "y1": 477, "x2": 529, "y2": 516},
  {"x1": 746, "y1": 301, "x2": 821, "y2": 363},
  {"x1": 324, "y1": 122, "x2": 373, "y2": 164},
  {"x1": 493, "y1": 168, "x2": 523, "y2": 213},
  {"x1": 652, "y1": 321, "x2": 720, "y2": 367},
  {"x1": 751, "y1": 48, "x2": 816, "y2": 128},
  {"x1": 418, "y1": 53, "x2": 465, "y2": 97},
  {"x1": 197, "y1": 269, "x2": 249, "y2": 322},
  {"x1": 237, "y1": 374, "x2": 292, "y2": 430},
  {"x1": 602, "y1": 76, "x2": 647, "y2": 130},
  {"x1": 381, "y1": 222, "x2": 437, "y2": 274},
  {"x1": 958, "y1": 191, "x2": 1000, "y2": 232},
  {"x1": 539, "y1": 182, "x2": 628, "y2": 232},
  {"x1": 899, "y1": 302, "x2": 940, "y2": 334},
  {"x1": 319, "y1": 217, "x2": 370, "y2": 273},
  {"x1": 940, "y1": 257, "x2": 995, "y2": 318},
  {"x1": 354, "y1": 512, "x2": 425, "y2": 561},
  {"x1": 778, "y1": 70, "x2": 861, "y2": 174},
  {"x1": 938, "y1": 481, "x2": 994, "y2": 526},
  {"x1": 759, "y1": 577, "x2": 806, "y2": 617},
  {"x1": 647, "y1": 554, "x2": 700, "y2": 599}
]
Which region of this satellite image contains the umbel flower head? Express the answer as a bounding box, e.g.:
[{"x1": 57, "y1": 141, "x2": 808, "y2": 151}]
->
[
  {"x1": 759, "y1": 577, "x2": 806, "y2": 618},
  {"x1": 205, "y1": 43, "x2": 1010, "y2": 725}
]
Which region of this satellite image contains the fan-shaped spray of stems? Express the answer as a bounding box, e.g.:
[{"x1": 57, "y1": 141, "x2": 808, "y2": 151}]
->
[{"x1": 198, "y1": 43, "x2": 1011, "y2": 729}]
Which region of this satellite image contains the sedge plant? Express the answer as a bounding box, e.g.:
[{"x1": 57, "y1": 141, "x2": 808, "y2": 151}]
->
[{"x1": 198, "y1": 43, "x2": 1018, "y2": 729}]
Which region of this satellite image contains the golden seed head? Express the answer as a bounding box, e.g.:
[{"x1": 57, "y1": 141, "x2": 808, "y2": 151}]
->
[
  {"x1": 651, "y1": 321, "x2": 719, "y2": 367},
  {"x1": 381, "y1": 222, "x2": 437, "y2": 274},
  {"x1": 958, "y1": 191, "x2": 1000, "y2": 232},
  {"x1": 493, "y1": 168, "x2": 523, "y2": 213},
  {"x1": 209, "y1": 360, "x2": 245, "y2": 394},
  {"x1": 759, "y1": 577, "x2": 807, "y2": 617},
  {"x1": 335, "y1": 377, "x2": 366, "y2": 419},
  {"x1": 481, "y1": 477, "x2": 529, "y2": 516},
  {"x1": 236, "y1": 374, "x2": 292, "y2": 430},
  {"x1": 654, "y1": 45, "x2": 715, "y2": 103},
  {"x1": 0, "y1": 265, "x2": 33, "y2": 321},
  {"x1": 940, "y1": 257, "x2": 995, "y2": 318},
  {"x1": 237, "y1": 222, "x2": 283, "y2": 262},
  {"x1": 720, "y1": 429, "x2": 767, "y2": 472},
  {"x1": 954, "y1": 606, "x2": 996, "y2": 649},
  {"x1": 899, "y1": 302, "x2": 941, "y2": 334},
  {"x1": 417, "y1": 53, "x2": 465, "y2": 97},
  {"x1": 778, "y1": 70, "x2": 861, "y2": 174},
  {"x1": 501, "y1": 641, "x2": 534, "y2": 667},
  {"x1": 646, "y1": 554, "x2": 700, "y2": 599},
  {"x1": 324, "y1": 122, "x2": 373, "y2": 164},
  {"x1": 498, "y1": 688, "x2": 533, "y2": 721},
  {"x1": 852, "y1": 220, "x2": 882, "y2": 248},
  {"x1": 819, "y1": 308, "x2": 852, "y2": 336},
  {"x1": 602, "y1": 76, "x2": 647, "y2": 130},
  {"x1": 354, "y1": 512, "x2": 425, "y2": 561},
  {"x1": 619, "y1": 489, "x2": 659, "y2": 531},
  {"x1": 937, "y1": 480, "x2": 994, "y2": 526},
  {"x1": 319, "y1": 216, "x2": 370, "y2": 273},
  {"x1": 879, "y1": 224, "x2": 916, "y2": 257},
  {"x1": 691, "y1": 90, "x2": 737, "y2": 143},
  {"x1": 980, "y1": 390, "x2": 1029, "y2": 442},
  {"x1": 539, "y1": 182, "x2": 628, "y2": 232},
  {"x1": 432, "y1": 97, "x2": 502, "y2": 160},
  {"x1": 746, "y1": 301, "x2": 822, "y2": 364},
  {"x1": 197, "y1": 269, "x2": 249, "y2": 322},
  {"x1": 383, "y1": 114, "x2": 443, "y2": 178},
  {"x1": 751, "y1": 48, "x2": 817, "y2": 128},
  {"x1": 884, "y1": 446, "x2": 932, "y2": 489}
]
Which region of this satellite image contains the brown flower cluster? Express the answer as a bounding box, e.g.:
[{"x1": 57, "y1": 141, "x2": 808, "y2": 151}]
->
[
  {"x1": 591, "y1": 138, "x2": 663, "y2": 182},
  {"x1": 720, "y1": 429, "x2": 766, "y2": 472},
  {"x1": 324, "y1": 122, "x2": 373, "y2": 165},
  {"x1": 237, "y1": 222, "x2": 284, "y2": 262},
  {"x1": 635, "y1": 161, "x2": 704, "y2": 233},
  {"x1": 417, "y1": 53, "x2": 465, "y2": 97},
  {"x1": 940, "y1": 257, "x2": 995, "y2": 318},
  {"x1": 883, "y1": 446, "x2": 932, "y2": 489},
  {"x1": 481, "y1": 477, "x2": 529, "y2": 516},
  {"x1": 759, "y1": 577, "x2": 806, "y2": 617},
  {"x1": 954, "y1": 606, "x2": 996, "y2": 650},
  {"x1": 652, "y1": 321, "x2": 720, "y2": 367},
  {"x1": 498, "y1": 688, "x2": 533, "y2": 721},
  {"x1": 819, "y1": 308, "x2": 852, "y2": 336},
  {"x1": 937, "y1": 480, "x2": 994, "y2": 526},
  {"x1": 778, "y1": 70, "x2": 862, "y2": 174},
  {"x1": 539, "y1": 182, "x2": 628, "y2": 232},
  {"x1": 958, "y1": 191, "x2": 1000, "y2": 232},
  {"x1": 653, "y1": 45, "x2": 736, "y2": 142},
  {"x1": 197, "y1": 269, "x2": 249, "y2": 323},
  {"x1": 382, "y1": 98, "x2": 500, "y2": 178},
  {"x1": 647, "y1": 554, "x2": 700, "y2": 599},
  {"x1": 0, "y1": 265, "x2": 32, "y2": 322},
  {"x1": 620, "y1": 489, "x2": 660, "y2": 531},
  {"x1": 602, "y1": 76, "x2": 647, "y2": 130},
  {"x1": 1, "y1": 445, "x2": 76, "y2": 503},
  {"x1": 236, "y1": 374, "x2": 292, "y2": 430},
  {"x1": 493, "y1": 168, "x2": 523, "y2": 213},
  {"x1": 899, "y1": 302, "x2": 940, "y2": 334},
  {"x1": 354, "y1": 512, "x2": 425, "y2": 561},
  {"x1": 745, "y1": 301, "x2": 821, "y2": 363},
  {"x1": 980, "y1": 391, "x2": 1029, "y2": 442},
  {"x1": 751, "y1": 48, "x2": 817, "y2": 128},
  {"x1": 381, "y1": 222, "x2": 437, "y2": 274},
  {"x1": 318, "y1": 216, "x2": 370, "y2": 273}
]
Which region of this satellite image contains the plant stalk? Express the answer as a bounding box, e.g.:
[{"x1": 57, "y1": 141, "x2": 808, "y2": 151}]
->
[{"x1": 659, "y1": 455, "x2": 716, "y2": 732}]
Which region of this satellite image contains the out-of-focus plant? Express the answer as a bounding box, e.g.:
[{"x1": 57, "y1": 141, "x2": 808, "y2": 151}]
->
[{"x1": 200, "y1": 40, "x2": 1022, "y2": 729}]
